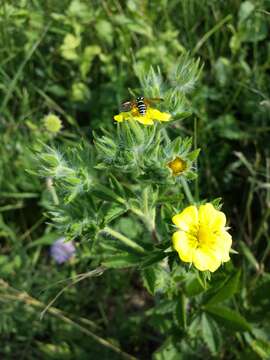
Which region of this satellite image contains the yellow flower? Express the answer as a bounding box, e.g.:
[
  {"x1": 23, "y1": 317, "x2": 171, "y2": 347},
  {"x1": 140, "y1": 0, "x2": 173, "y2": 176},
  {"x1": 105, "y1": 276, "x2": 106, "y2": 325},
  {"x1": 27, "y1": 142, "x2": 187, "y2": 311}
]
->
[
  {"x1": 172, "y1": 203, "x2": 232, "y2": 272},
  {"x1": 168, "y1": 157, "x2": 187, "y2": 175},
  {"x1": 43, "y1": 114, "x2": 62, "y2": 133},
  {"x1": 114, "y1": 107, "x2": 171, "y2": 126}
]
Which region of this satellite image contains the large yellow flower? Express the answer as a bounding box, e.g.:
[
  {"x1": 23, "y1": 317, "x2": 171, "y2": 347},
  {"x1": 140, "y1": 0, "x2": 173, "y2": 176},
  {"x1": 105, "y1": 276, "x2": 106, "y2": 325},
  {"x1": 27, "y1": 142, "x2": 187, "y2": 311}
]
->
[
  {"x1": 172, "y1": 203, "x2": 232, "y2": 272},
  {"x1": 114, "y1": 107, "x2": 171, "y2": 125}
]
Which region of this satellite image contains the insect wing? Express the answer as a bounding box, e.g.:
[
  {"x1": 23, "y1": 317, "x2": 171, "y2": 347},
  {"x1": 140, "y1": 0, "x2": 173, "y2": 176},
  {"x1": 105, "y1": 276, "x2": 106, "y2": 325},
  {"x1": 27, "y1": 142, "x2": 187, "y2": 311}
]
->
[
  {"x1": 120, "y1": 100, "x2": 136, "y2": 112},
  {"x1": 144, "y1": 97, "x2": 164, "y2": 106}
]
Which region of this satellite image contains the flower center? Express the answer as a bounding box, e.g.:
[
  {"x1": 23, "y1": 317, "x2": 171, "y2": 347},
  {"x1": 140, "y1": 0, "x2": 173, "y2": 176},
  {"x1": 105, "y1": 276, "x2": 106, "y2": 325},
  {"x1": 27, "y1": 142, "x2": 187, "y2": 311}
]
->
[
  {"x1": 196, "y1": 224, "x2": 218, "y2": 250},
  {"x1": 197, "y1": 226, "x2": 209, "y2": 247},
  {"x1": 187, "y1": 223, "x2": 213, "y2": 249},
  {"x1": 167, "y1": 157, "x2": 187, "y2": 176}
]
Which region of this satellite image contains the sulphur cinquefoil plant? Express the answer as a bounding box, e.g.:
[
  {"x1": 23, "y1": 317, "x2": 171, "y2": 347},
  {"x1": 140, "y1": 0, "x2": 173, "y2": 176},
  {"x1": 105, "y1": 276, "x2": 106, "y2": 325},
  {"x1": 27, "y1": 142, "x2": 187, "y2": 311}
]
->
[{"x1": 33, "y1": 59, "x2": 249, "y2": 358}]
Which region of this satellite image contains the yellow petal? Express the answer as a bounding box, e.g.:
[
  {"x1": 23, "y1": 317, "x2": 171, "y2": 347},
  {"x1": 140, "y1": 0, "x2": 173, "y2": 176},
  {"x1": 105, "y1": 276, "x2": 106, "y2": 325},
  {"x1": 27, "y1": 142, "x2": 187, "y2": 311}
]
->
[
  {"x1": 193, "y1": 248, "x2": 221, "y2": 272},
  {"x1": 215, "y1": 230, "x2": 232, "y2": 262},
  {"x1": 147, "y1": 108, "x2": 171, "y2": 122},
  {"x1": 198, "y1": 229, "x2": 231, "y2": 263},
  {"x1": 199, "y1": 203, "x2": 226, "y2": 230},
  {"x1": 172, "y1": 205, "x2": 198, "y2": 232},
  {"x1": 133, "y1": 115, "x2": 154, "y2": 125},
  {"x1": 114, "y1": 111, "x2": 135, "y2": 122},
  {"x1": 172, "y1": 231, "x2": 195, "y2": 262},
  {"x1": 114, "y1": 114, "x2": 124, "y2": 122}
]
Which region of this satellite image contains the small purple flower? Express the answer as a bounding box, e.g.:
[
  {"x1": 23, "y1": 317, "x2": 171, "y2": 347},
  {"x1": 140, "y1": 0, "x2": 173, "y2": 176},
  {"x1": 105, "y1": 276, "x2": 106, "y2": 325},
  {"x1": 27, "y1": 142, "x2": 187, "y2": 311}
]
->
[{"x1": 50, "y1": 237, "x2": 76, "y2": 264}]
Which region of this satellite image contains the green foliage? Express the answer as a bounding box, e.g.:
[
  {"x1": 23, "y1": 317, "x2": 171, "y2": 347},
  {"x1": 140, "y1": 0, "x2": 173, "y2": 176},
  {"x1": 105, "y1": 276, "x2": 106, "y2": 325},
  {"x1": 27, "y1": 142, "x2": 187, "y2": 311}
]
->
[
  {"x1": 95, "y1": 122, "x2": 198, "y2": 182},
  {"x1": 0, "y1": 0, "x2": 270, "y2": 358}
]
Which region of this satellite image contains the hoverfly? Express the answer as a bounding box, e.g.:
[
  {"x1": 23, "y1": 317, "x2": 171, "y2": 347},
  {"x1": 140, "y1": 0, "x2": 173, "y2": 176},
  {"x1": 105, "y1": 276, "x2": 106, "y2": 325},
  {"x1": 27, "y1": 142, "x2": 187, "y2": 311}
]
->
[{"x1": 121, "y1": 96, "x2": 163, "y2": 116}]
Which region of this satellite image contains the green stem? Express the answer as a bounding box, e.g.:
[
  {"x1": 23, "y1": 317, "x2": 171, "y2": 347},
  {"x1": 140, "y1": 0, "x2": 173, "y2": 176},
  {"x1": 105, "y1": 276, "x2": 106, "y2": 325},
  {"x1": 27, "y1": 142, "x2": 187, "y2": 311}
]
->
[
  {"x1": 129, "y1": 206, "x2": 159, "y2": 241},
  {"x1": 254, "y1": 206, "x2": 270, "y2": 245},
  {"x1": 180, "y1": 178, "x2": 194, "y2": 203},
  {"x1": 0, "y1": 202, "x2": 24, "y2": 212},
  {"x1": 194, "y1": 117, "x2": 199, "y2": 202},
  {"x1": 47, "y1": 178, "x2": 59, "y2": 205},
  {"x1": 0, "y1": 192, "x2": 38, "y2": 199},
  {"x1": 103, "y1": 227, "x2": 145, "y2": 254}
]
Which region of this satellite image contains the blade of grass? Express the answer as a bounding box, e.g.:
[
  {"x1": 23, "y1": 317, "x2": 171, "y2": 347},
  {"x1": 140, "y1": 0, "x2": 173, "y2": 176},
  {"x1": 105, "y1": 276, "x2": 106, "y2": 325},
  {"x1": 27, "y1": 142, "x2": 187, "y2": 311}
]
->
[
  {"x1": 0, "y1": 279, "x2": 137, "y2": 360},
  {"x1": 0, "y1": 24, "x2": 50, "y2": 113},
  {"x1": 192, "y1": 15, "x2": 232, "y2": 54}
]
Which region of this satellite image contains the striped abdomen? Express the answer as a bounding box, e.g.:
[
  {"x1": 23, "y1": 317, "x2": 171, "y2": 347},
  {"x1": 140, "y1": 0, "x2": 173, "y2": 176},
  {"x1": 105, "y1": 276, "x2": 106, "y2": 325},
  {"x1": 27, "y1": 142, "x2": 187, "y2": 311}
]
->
[{"x1": 136, "y1": 96, "x2": 146, "y2": 115}]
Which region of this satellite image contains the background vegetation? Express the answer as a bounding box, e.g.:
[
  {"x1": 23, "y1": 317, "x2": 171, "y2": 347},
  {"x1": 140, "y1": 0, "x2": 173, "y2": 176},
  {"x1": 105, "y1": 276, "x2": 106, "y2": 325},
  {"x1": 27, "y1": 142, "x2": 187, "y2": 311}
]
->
[{"x1": 0, "y1": 0, "x2": 269, "y2": 359}]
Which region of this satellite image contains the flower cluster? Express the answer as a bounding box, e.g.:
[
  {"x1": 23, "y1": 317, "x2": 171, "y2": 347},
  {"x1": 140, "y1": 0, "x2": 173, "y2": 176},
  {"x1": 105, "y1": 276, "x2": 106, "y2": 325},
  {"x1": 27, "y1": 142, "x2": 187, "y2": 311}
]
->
[{"x1": 113, "y1": 101, "x2": 233, "y2": 272}]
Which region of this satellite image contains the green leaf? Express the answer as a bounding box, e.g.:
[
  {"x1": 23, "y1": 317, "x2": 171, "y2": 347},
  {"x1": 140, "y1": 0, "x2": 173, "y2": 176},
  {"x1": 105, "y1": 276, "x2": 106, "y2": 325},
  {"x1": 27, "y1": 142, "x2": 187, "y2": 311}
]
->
[
  {"x1": 0, "y1": 255, "x2": 20, "y2": 275},
  {"x1": 80, "y1": 45, "x2": 101, "y2": 78},
  {"x1": 146, "y1": 300, "x2": 176, "y2": 316},
  {"x1": 142, "y1": 265, "x2": 169, "y2": 295},
  {"x1": 246, "y1": 337, "x2": 270, "y2": 360},
  {"x1": 188, "y1": 148, "x2": 200, "y2": 161},
  {"x1": 206, "y1": 270, "x2": 241, "y2": 305},
  {"x1": 115, "y1": 217, "x2": 143, "y2": 239},
  {"x1": 102, "y1": 253, "x2": 141, "y2": 268},
  {"x1": 38, "y1": 341, "x2": 71, "y2": 358},
  {"x1": 102, "y1": 204, "x2": 127, "y2": 224},
  {"x1": 175, "y1": 293, "x2": 187, "y2": 329},
  {"x1": 240, "y1": 13, "x2": 268, "y2": 43},
  {"x1": 96, "y1": 20, "x2": 113, "y2": 45},
  {"x1": 215, "y1": 115, "x2": 247, "y2": 140},
  {"x1": 188, "y1": 315, "x2": 201, "y2": 337},
  {"x1": 214, "y1": 57, "x2": 232, "y2": 87},
  {"x1": 92, "y1": 184, "x2": 125, "y2": 204},
  {"x1": 140, "y1": 251, "x2": 167, "y2": 269},
  {"x1": 153, "y1": 337, "x2": 182, "y2": 360},
  {"x1": 27, "y1": 232, "x2": 60, "y2": 248},
  {"x1": 109, "y1": 175, "x2": 126, "y2": 199},
  {"x1": 60, "y1": 34, "x2": 80, "y2": 61},
  {"x1": 204, "y1": 305, "x2": 251, "y2": 332},
  {"x1": 185, "y1": 274, "x2": 205, "y2": 297},
  {"x1": 239, "y1": 1, "x2": 255, "y2": 24},
  {"x1": 239, "y1": 241, "x2": 259, "y2": 271},
  {"x1": 201, "y1": 313, "x2": 222, "y2": 354},
  {"x1": 169, "y1": 111, "x2": 192, "y2": 123}
]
